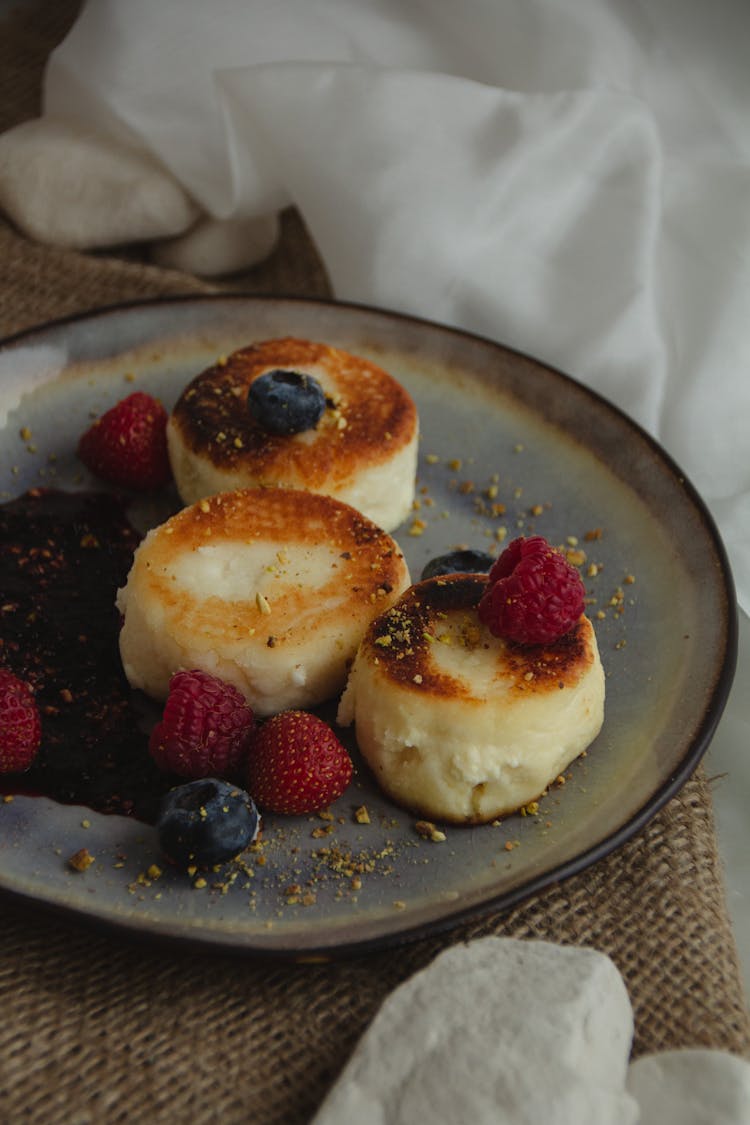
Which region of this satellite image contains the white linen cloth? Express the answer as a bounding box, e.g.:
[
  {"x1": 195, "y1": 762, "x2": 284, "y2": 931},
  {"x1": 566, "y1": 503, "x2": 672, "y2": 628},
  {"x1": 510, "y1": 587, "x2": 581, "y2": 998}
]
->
[{"x1": 0, "y1": 0, "x2": 748, "y2": 616}]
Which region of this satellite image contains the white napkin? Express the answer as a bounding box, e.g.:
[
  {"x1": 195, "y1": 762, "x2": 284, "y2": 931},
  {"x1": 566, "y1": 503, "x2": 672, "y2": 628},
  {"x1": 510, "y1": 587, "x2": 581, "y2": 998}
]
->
[
  {"x1": 0, "y1": 0, "x2": 748, "y2": 615},
  {"x1": 310, "y1": 937, "x2": 750, "y2": 1125}
]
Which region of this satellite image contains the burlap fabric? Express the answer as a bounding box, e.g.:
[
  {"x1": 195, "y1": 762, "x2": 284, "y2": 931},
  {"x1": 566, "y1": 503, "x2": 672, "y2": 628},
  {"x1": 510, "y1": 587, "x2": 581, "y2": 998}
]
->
[{"x1": 1, "y1": 5, "x2": 749, "y2": 1123}]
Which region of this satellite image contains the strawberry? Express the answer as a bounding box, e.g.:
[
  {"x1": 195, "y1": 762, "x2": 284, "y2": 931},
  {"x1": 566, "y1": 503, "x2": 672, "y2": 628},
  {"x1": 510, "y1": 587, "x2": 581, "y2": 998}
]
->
[
  {"x1": 149, "y1": 670, "x2": 255, "y2": 779},
  {"x1": 0, "y1": 668, "x2": 42, "y2": 772},
  {"x1": 77, "y1": 391, "x2": 171, "y2": 490},
  {"x1": 247, "y1": 711, "x2": 353, "y2": 815}
]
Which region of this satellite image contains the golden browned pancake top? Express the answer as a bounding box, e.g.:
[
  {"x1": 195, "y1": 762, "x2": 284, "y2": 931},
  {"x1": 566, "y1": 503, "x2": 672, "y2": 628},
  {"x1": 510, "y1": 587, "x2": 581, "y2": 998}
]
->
[
  {"x1": 361, "y1": 573, "x2": 595, "y2": 700},
  {"x1": 134, "y1": 488, "x2": 408, "y2": 647},
  {"x1": 170, "y1": 337, "x2": 417, "y2": 485}
]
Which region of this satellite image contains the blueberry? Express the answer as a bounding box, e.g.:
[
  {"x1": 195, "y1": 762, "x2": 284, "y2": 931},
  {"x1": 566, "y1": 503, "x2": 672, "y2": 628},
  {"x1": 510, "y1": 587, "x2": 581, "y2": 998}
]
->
[
  {"x1": 247, "y1": 369, "x2": 327, "y2": 435},
  {"x1": 421, "y1": 548, "x2": 496, "y2": 580},
  {"x1": 157, "y1": 778, "x2": 259, "y2": 868}
]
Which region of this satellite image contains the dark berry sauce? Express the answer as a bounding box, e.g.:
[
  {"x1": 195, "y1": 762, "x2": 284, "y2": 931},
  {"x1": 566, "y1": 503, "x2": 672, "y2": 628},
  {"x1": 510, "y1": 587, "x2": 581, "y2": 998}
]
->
[{"x1": 0, "y1": 488, "x2": 172, "y2": 822}]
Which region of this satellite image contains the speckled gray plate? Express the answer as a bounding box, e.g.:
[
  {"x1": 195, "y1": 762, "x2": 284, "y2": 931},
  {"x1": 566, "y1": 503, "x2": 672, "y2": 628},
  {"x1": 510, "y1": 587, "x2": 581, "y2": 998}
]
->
[{"x1": 0, "y1": 296, "x2": 737, "y2": 959}]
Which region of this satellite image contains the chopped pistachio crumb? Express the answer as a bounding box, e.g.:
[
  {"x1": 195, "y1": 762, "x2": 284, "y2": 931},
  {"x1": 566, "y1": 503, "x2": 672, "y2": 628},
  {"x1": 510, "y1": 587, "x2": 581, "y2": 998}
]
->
[
  {"x1": 414, "y1": 820, "x2": 447, "y2": 843},
  {"x1": 68, "y1": 848, "x2": 95, "y2": 872}
]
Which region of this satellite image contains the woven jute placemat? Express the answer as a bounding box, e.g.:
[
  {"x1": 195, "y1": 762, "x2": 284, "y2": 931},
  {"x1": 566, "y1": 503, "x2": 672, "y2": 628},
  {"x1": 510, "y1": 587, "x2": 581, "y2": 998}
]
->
[
  {"x1": 1, "y1": 4, "x2": 749, "y2": 1123},
  {"x1": 0, "y1": 771, "x2": 748, "y2": 1125}
]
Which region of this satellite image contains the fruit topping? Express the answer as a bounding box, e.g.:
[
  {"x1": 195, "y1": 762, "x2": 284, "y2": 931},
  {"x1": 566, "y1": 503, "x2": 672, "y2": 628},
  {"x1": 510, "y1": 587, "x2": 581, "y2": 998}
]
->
[
  {"x1": 0, "y1": 668, "x2": 42, "y2": 772},
  {"x1": 421, "y1": 548, "x2": 495, "y2": 580},
  {"x1": 0, "y1": 489, "x2": 164, "y2": 818},
  {"x1": 149, "y1": 670, "x2": 255, "y2": 779},
  {"x1": 247, "y1": 369, "x2": 327, "y2": 435},
  {"x1": 77, "y1": 391, "x2": 171, "y2": 491},
  {"x1": 247, "y1": 710, "x2": 353, "y2": 815},
  {"x1": 478, "y1": 535, "x2": 585, "y2": 645},
  {"x1": 157, "y1": 778, "x2": 259, "y2": 867}
]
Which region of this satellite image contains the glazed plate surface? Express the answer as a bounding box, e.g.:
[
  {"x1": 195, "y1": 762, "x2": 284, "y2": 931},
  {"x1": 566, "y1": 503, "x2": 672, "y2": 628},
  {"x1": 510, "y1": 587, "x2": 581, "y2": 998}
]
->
[{"x1": 0, "y1": 296, "x2": 737, "y2": 957}]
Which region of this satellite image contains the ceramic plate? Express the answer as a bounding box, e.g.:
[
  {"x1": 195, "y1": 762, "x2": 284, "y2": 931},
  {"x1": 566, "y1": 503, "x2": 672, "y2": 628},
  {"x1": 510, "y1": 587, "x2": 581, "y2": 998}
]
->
[{"x1": 0, "y1": 296, "x2": 737, "y2": 958}]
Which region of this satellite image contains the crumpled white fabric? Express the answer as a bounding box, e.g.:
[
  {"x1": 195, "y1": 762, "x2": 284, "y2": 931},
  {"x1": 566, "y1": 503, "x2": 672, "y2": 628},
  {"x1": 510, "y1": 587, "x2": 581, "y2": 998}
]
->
[
  {"x1": 0, "y1": 0, "x2": 748, "y2": 614},
  {"x1": 308, "y1": 936, "x2": 750, "y2": 1125}
]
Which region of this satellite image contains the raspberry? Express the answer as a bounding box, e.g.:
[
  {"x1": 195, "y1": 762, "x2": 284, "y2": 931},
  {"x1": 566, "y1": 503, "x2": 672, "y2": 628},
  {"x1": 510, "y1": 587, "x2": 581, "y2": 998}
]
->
[
  {"x1": 149, "y1": 670, "x2": 255, "y2": 779},
  {"x1": 77, "y1": 391, "x2": 171, "y2": 490},
  {"x1": 247, "y1": 711, "x2": 353, "y2": 815},
  {"x1": 478, "y1": 535, "x2": 585, "y2": 645},
  {"x1": 0, "y1": 668, "x2": 42, "y2": 772}
]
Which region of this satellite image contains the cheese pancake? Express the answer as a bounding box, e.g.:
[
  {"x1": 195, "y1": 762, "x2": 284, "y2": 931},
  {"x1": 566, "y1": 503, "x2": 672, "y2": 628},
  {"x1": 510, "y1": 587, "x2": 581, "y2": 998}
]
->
[
  {"x1": 337, "y1": 573, "x2": 605, "y2": 823},
  {"x1": 117, "y1": 487, "x2": 410, "y2": 717},
  {"x1": 167, "y1": 337, "x2": 418, "y2": 532}
]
